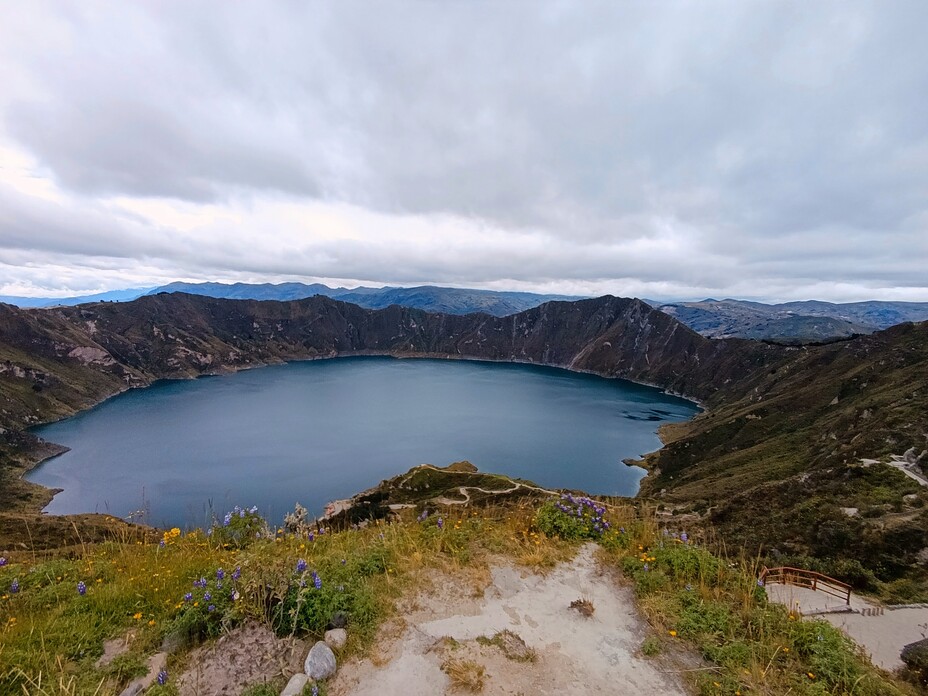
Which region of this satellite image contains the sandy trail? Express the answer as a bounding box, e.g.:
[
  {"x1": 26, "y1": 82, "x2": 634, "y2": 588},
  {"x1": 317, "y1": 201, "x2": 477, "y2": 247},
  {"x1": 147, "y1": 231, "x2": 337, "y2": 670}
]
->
[{"x1": 330, "y1": 544, "x2": 690, "y2": 695}]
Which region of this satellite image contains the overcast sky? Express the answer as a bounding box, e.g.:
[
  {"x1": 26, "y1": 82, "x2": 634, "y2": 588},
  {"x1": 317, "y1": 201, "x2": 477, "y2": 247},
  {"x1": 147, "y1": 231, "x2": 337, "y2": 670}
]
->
[{"x1": 0, "y1": 1, "x2": 926, "y2": 302}]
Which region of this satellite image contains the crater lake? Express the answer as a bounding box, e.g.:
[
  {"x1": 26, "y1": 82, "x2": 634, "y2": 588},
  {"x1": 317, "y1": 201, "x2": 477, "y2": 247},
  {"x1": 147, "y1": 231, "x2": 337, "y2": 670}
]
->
[{"x1": 26, "y1": 357, "x2": 698, "y2": 527}]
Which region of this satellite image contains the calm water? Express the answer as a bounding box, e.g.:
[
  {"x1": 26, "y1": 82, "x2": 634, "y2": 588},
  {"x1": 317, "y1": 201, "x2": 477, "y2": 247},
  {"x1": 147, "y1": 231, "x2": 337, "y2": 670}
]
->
[{"x1": 27, "y1": 357, "x2": 697, "y2": 527}]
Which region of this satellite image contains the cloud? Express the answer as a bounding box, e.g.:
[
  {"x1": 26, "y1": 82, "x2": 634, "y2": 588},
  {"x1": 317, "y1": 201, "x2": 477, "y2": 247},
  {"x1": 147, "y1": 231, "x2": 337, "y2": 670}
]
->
[{"x1": 0, "y1": 1, "x2": 926, "y2": 302}]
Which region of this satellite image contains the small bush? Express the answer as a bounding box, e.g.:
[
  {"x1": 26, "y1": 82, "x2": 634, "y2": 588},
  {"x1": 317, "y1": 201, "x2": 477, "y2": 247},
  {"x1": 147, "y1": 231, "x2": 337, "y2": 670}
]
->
[{"x1": 535, "y1": 494, "x2": 610, "y2": 540}]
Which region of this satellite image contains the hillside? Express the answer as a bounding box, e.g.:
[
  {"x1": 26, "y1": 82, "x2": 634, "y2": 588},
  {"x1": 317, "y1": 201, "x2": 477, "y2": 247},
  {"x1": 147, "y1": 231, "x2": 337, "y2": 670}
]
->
[{"x1": 1, "y1": 293, "x2": 926, "y2": 599}]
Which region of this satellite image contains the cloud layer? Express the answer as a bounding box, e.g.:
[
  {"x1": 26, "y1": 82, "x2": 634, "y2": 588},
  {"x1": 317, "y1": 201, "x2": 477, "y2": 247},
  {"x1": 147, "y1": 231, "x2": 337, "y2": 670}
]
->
[{"x1": 1, "y1": 1, "x2": 926, "y2": 301}]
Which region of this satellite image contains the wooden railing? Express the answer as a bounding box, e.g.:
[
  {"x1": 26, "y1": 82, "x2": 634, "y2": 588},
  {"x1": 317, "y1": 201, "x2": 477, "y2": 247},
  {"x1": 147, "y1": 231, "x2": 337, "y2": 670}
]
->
[{"x1": 760, "y1": 566, "x2": 852, "y2": 605}]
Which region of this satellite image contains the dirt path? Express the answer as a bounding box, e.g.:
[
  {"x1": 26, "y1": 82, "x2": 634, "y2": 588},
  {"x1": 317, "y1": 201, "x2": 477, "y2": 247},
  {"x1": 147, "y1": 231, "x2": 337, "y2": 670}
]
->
[{"x1": 329, "y1": 544, "x2": 691, "y2": 695}]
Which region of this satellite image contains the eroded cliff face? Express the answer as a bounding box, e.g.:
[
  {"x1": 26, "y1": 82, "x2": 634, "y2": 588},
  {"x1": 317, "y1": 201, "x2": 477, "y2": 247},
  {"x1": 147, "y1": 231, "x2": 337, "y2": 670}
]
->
[{"x1": 0, "y1": 294, "x2": 779, "y2": 432}]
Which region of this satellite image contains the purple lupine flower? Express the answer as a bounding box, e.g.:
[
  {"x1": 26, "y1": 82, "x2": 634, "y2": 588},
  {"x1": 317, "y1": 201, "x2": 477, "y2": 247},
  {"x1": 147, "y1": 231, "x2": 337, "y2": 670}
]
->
[
  {"x1": 341, "y1": 559, "x2": 346, "y2": 565},
  {"x1": 216, "y1": 568, "x2": 225, "y2": 581},
  {"x1": 184, "y1": 592, "x2": 193, "y2": 602},
  {"x1": 216, "y1": 580, "x2": 223, "y2": 590},
  {"x1": 159, "y1": 540, "x2": 166, "y2": 548},
  {"x1": 232, "y1": 567, "x2": 241, "y2": 581},
  {"x1": 296, "y1": 558, "x2": 307, "y2": 573},
  {"x1": 437, "y1": 517, "x2": 444, "y2": 530},
  {"x1": 643, "y1": 564, "x2": 649, "y2": 572},
  {"x1": 194, "y1": 577, "x2": 208, "y2": 589},
  {"x1": 249, "y1": 505, "x2": 258, "y2": 514},
  {"x1": 299, "y1": 579, "x2": 307, "y2": 588},
  {"x1": 10, "y1": 579, "x2": 19, "y2": 593},
  {"x1": 239, "y1": 509, "x2": 245, "y2": 518},
  {"x1": 207, "y1": 604, "x2": 216, "y2": 612},
  {"x1": 223, "y1": 512, "x2": 232, "y2": 527},
  {"x1": 307, "y1": 532, "x2": 315, "y2": 542},
  {"x1": 203, "y1": 592, "x2": 212, "y2": 602},
  {"x1": 311, "y1": 685, "x2": 319, "y2": 696},
  {"x1": 313, "y1": 572, "x2": 322, "y2": 590},
  {"x1": 0, "y1": 557, "x2": 7, "y2": 567},
  {"x1": 157, "y1": 670, "x2": 168, "y2": 686},
  {"x1": 757, "y1": 579, "x2": 765, "y2": 587},
  {"x1": 680, "y1": 532, "x2": 689, "y2": 544},
  {"x1": 77, "y1": 581, "x2": 87, "y2": 596}
]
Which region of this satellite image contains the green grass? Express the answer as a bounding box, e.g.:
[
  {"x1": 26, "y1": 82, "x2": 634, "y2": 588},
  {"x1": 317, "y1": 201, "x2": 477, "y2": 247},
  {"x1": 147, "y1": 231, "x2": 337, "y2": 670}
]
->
[{"x1": 0, "y1": 498, "x2": 916, "y2": 695}]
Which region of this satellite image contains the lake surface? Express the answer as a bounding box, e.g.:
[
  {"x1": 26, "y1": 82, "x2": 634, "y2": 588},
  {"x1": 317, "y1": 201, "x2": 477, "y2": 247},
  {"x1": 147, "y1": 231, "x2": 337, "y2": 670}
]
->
[{"x1": 27, "y1": 357, "x2": 698, "y2": 528}]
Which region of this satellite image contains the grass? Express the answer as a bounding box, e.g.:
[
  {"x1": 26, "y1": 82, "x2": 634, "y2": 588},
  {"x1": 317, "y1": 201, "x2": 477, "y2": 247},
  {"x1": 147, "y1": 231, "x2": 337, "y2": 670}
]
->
[
  {"x1": 441, "y1": 657, "x2": 486, "y2": 692},
  {"x1": 0, "y1": 496, "x2": 918, "y2": 695}
]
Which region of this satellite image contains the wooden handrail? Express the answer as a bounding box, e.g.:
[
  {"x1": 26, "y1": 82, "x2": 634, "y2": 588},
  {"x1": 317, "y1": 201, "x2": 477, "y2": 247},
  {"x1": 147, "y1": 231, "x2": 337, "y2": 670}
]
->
[{"x1": 760, "y1": 566, "x2": 851, "y2": 605}]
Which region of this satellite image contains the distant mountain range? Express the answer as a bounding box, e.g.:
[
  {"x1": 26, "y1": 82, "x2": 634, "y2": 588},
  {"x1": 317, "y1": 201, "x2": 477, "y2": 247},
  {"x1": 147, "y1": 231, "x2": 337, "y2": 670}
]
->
[
  {"x1": 4, "y1": 282, "x2": 928, "y2": 342},
  {"x1": 0, "y1": 282, "x2": 578, "y2": 317},
  {"x1": 648, "y1": 298, "x2": 928, "y2": 343}
]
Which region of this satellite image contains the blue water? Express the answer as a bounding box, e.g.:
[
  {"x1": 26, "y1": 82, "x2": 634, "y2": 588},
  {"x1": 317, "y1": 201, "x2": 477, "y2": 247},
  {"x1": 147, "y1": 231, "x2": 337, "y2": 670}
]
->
[{"x1": 27, "y1": 357, "x2": 697, "y2": 528}]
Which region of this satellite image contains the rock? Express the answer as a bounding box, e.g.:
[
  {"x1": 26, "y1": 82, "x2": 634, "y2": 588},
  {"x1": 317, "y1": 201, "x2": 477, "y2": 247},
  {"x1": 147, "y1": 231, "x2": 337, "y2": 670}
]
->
[
  {"x1": 324, "y1": 628, "x2": 347, "y2": 650},
  {"x1": 119, "y1": 652, "x2": 167, "y2": 696},
  {"x1": 280, "y1": 673, "x2": 310, "y2": 696},
  {"x1": 904, "y1": 447, "x2": 918, "y2": 464},
  {"x1": 327, "y1": 611, "x2": 348, "y2": 629},
  {"x1": 904, "y1": 494, "x2": 919, "y2": 504},
  {"x1": 901, "y1": 637, "x2": 928, "y2": 672},
  {"x1": 304, "y1": 641, "x2": 337, "y2": 680}
]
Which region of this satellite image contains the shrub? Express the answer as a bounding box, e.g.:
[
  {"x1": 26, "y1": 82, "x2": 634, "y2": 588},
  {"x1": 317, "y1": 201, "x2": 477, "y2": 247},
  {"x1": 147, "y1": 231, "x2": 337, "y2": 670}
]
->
[{"x1": 535, "y1": 494, "x2": 610, "y2": 540}]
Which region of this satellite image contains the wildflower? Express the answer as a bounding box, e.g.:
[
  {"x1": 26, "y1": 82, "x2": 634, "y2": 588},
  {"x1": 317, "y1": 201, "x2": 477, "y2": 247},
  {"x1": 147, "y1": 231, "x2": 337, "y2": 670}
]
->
[
  {"x1": 757, "y1": 579, "x2": 764, "y2": 587},
  {"x1": 203, "y1": 592, "x2": 212, "y2": 602},
  {"x1": 643, "y1": 564, "x2": 649, "y2": 572},
  {"x1": 10, "y1": 579, "x2": 19, "y2": 594},
  {"x1": 157, "y1": 670, "x2": 168, "y2": 686},
  {"x1": 216, "y1": 568, "x2": 225, "y2": 581},
  {"x1": 232, "y1": 567, "x2": 241, "y2": 581},
  {"x1": 0, "y1": 557, "x2": 6, "y2": 566},
  {"x1": 231, "y1": 590, "x2": 240, "y2": 601},
  {"x1": 194, "y1": 577, "x2": 208, "y2": 589},
  {"x1": 668, "y1": 630, "x2": 677, "y2": 637},
  {"x1": 296, "y1": 559, "x2": 307, "y2": 573},
  {"x1": 313, "y1": 572, "x2": 322, "y2": 590},
  {"x1": 341, "y1": 559, "x2": 346, "y2": 565},
  {"x1": 308, "y1": 532, "x2": 315, "y2": 542},
  {"x1": 133, "y1": 612, "x2": 143, "y2": 620},
  {"x1": 223, "y1": 512, "x2": 232, "y2": 526},
  {"x1": 680, "y1": 532, "x2": 689, "y2": 543},
  {"x1": 807, "y1": 672, "x2": 815, "y2": 680},
  {"x1": 208, "y1": 604, "x2": 216, "y2": 612},
  {"x1": 437, "y1": 517, "x2": 444, "y2": 530},
  {"x1": 184, "y1": 592, "x2": 193, "y2": 602},
  {"x1": 77, "y1": 581, "x2": 87, "y2": 596},
  {"x1": 249, "y1": 505, "x2": 258, "y2": 513},
  {"x1": 148, "y1": 619, "x2": 156, "y2": 626},
  {"x1": 159, "y1": 540, "x2": 166, "y2": 548},
  {"x1": 311, "y1": 685, "x2": 319, "y2": 696}
]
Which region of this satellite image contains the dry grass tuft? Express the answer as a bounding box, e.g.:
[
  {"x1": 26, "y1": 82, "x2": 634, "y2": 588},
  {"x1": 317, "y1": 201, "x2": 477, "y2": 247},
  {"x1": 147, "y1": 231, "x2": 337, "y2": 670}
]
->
[
  {"x1": 569, "y1": 597, "x2": 595, "y2": 617},
  {"x1": 441, "y1": 657, "x2": 486, "y2": 692}
]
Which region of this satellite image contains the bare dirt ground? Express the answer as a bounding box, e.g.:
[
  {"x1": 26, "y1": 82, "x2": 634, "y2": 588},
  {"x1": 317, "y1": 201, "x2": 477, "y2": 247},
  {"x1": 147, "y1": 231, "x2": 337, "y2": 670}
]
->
[
  {"x1": 329, "y1": 544, "x2": 692, "y2": 696},
  {"x1": 174, "y1": 621, "x2": 307, "y2": 696}
]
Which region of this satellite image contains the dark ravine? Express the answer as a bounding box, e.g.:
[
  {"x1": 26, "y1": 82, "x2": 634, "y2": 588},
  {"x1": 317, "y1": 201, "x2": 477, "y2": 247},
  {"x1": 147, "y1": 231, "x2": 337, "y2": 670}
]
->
[{"x1": 1, "y1": 293, "x2": 926, "y2": 597}]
